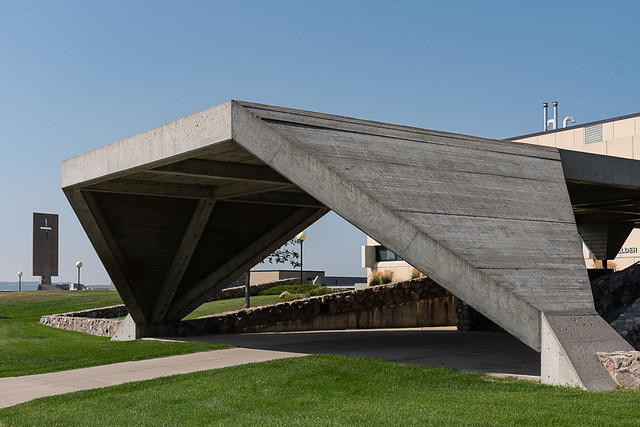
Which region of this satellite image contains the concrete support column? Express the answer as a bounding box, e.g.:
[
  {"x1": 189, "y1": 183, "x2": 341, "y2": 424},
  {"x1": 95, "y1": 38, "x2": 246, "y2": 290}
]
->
[
  {"x1": 540, "y1": 312, "x2": 633, "y2": 390},
  {"x1": 112, "y1": 315, "x2": 177, "y2": 341}
]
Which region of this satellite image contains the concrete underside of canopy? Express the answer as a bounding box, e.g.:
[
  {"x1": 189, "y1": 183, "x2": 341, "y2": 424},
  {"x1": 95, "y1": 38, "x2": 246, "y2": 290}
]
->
[
  {"x1": 559, "y1": 150, "x2": 640, "y2": 261},
  {"x1": 62, "y1": 101, "x2": 637, "y2": 390}
]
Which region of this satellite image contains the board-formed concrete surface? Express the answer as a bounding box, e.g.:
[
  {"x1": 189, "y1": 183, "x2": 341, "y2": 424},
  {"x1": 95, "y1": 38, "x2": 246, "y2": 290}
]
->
[{"x1": 62, "y1": 101, "x2": 639, "y2": 390}]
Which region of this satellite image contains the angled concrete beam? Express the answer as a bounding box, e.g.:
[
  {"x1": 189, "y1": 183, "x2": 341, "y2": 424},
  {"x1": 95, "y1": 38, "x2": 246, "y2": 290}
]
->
[
  {"x1": 231, "y1": 102, "x2": 542, "y2": 350},
  {"x1": 151, "y1": 199, "x2": 216, "y2": 323},
  {"x1": 560, "y1": 149, "x2": 640, "y2": 189},
  {"x1": 572, "y1": 199, "x2": 638, "y2": 210},
  {"x1": 166, "y1": 207, "x2": 328, "y2": 321},
  {"x1": 231, "y1": 101, "x2": 633, "y2": 390},
  {"x1": 224, "y1": 191, "x2": 325, "y2": 208},
  {"x1": 575, "y1": 213, "x2": 640, "y2": 224},
  {"x1": 212, "y1": 182, "x2": 294, "y2": 199},
  {"x1": 64, "y1": 190, "x2": 147, "y2": 322},
  {"x1": 85, "y1": 179, "x2": 216, "y2": 199},
  {"x1": 150, "y1": 159, "x2": 291, "y2": 185},
  {"x1": 568, "y1": 187, "x2": 640, "y2": 206}
]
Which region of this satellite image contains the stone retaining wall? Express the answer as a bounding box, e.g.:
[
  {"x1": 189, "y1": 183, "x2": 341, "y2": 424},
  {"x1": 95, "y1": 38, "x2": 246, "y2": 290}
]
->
[
  {"x1": 174, "y1": 277, "x2": 456, "y2": 336},
  {"x1": 40, "y1": 314, "x2": 124, "y2": 337},
  {"x1": 39, "y1": 279, "x2": 298, "y2": 337},
  {"x1": 40, "y1": 304, "x2": 128, "y2": 337},
  {"x1": 597, "y1": 351, "x2": 640, "y2": 388}
]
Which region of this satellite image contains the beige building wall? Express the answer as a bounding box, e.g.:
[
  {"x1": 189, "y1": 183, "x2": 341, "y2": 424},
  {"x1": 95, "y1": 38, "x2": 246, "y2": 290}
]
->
[
  {"x1": 362, "y1": 113, "x2": 640, "y2": 278},
  {"x1": 362, "y1": 237, "x2": 420, "y2": 283},
  {"x1": 514, "y1": 113, "x2": 640, "y2": 271},
  {"x1": 250, "y1": 270, "x2": 325, "y2": 285}
]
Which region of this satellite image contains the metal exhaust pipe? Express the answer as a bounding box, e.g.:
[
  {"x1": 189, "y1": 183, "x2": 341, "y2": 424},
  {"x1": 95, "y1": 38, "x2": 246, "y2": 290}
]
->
[
  {"x1": 563, "y1": 116, "x2": 576, "y2": 128},
  {"x1": 552, "y1": 101, "x2": 558, "y2": 130},
  {"x1": 543, "y1": 103, "x2": 549, "y2": 131}
]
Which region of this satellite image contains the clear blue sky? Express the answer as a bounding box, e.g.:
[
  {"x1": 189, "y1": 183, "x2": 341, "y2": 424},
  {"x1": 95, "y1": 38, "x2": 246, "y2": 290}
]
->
[{"x1": 1, "y1": 0, "x2": 639, "y2": 285}]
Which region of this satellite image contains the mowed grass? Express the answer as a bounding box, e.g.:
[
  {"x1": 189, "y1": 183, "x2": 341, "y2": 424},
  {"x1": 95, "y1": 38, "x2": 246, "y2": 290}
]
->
[
  {"x1": 0, "y1": 291, "x2": 228, "y2": 377},
  {"x1": 1, "y1": 355, "x2": 639, "y2": 426},
  {"x1": 184, "y1": 295, "x2": 282, "y2": 319}
]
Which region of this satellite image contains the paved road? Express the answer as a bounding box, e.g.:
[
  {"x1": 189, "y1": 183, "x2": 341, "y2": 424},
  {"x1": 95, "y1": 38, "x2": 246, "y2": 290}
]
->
[
  {"x1": 177, "y1": 327, "x2": 540, "y2": 376},
  {"x1": 0, "y1": 327, "x2": 540, "y2": 409}
]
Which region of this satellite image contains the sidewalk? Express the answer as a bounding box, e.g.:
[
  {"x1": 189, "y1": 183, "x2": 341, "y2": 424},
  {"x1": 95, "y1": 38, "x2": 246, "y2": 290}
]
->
[
  {"x1": 0, "y1": 348, "x2": 305, "y2": 410},
  {"x1": 0, "y1": 327, "x2": 541, "y2": 410}
]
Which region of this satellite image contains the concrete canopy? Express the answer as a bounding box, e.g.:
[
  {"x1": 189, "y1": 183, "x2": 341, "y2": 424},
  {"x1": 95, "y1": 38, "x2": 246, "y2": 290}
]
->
[
  {"x1": 559, "y1": 150, "x2": 640, "y2": 260},
  {"x1": 63, "y1": 101, "x2": 635, "y2": 390}
]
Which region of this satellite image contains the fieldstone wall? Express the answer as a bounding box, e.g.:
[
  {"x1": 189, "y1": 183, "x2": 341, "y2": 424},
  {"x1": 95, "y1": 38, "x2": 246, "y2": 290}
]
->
[
  {"x1": 40, "y1": 314, "x2": 124, "y2": 337},
  {"x1": 624, "y1": 323, "x2": 640, "y2": 350},
  {"x1": 40, "y1": 304, "x2": 128, "y2": 337},
  {"x1": 591, "y1": 263, "x2": 640, "y2": 323},
  {"x1": 39, "y1": 279, "x2": 297, "y2": 337},
  {"x1": 173, "y1": 277, "x2": 456, "y2": 336},
  {"x1": 597, "y1": 351, "x2": 640, "y2": 389}
]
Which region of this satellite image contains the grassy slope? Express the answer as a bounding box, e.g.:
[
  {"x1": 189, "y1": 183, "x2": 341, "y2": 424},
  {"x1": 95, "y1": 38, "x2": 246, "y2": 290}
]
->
[
  {"x1": 184, "y1": 295, "x2": 282, "y2": 319},
  {"x1": 1, "y1": 355, "x2": 639, "y2": 426},
  {"x1": 0, "y1": 291, "x2": 228, "y2": 377}
]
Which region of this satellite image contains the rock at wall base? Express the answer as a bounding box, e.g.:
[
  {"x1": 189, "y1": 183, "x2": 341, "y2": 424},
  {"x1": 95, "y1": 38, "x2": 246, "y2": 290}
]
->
[{"x1": 597, "y1": 351, "x2": 640, "y2": 389}]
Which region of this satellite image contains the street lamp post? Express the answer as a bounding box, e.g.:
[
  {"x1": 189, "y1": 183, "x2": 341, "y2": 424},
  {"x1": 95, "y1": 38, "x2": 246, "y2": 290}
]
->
[
  {"x1": 75, "y1": 261, "x2": 83, "y2": 290},
  {"x1": 17, "y1": 271, "x2": 23, "y2": 292},
  {"x1": 296, "y1": 232, "x2": 306, "y2": 285},
  {"x1": 244, "y1": 274, "x2": 251, "y2": 309}
]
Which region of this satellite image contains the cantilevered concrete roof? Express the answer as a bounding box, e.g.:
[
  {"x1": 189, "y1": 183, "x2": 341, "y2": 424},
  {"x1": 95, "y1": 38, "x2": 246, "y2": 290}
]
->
[{"x1": 62, "y1": 101, "x2": 638, "y2": 390}]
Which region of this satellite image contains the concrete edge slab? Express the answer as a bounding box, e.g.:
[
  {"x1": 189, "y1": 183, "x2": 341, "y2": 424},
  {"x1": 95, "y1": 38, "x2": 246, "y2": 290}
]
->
[{"x1": 61, "y1": 101, "x2": 233, "y2": 189}]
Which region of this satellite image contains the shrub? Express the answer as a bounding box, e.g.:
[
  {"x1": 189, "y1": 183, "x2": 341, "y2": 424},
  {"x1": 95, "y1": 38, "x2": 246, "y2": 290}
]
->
[
  {"x1": 279, "y1": 291, "x2": 301, "y2": 302},
  {"x1": 264, "y1": 284, "x2": 334, "y2": 299},
  {"x1": 410, "y1": 268, "x2": 422, "y2": 279},
  {"x1": 379, "y1": 270, "x2": 394, "y2": 284},
  {"x1": 593, "y1": 260, "x2": 617, "y2": 270},
  {"x1": 368, "y1": 274, "x2": 381, "y2": 287},
  {"x1": 308, "y1": 286, "x2": 332, "y2": 297},
  {"x1": 369, "y1": 270, "x2": 394, "y2": 286},
  {"x1": 260, "y1": 284, "x2": 320, "y2": 296}
]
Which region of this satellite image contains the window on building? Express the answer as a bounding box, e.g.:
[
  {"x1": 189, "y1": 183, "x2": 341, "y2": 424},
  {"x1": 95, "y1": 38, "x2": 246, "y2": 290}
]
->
[{"x1": 375, "y1": 246, "x2": 403, "y2": 262}]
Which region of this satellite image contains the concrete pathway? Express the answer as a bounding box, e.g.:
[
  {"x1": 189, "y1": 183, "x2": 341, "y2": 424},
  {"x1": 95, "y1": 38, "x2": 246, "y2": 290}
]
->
[
  {"x1": 0, "y1": 327, "x2": 541, "y2": 410},
  {"x1": 0, "y1": 348, "x2": 305, "y2": 410}
]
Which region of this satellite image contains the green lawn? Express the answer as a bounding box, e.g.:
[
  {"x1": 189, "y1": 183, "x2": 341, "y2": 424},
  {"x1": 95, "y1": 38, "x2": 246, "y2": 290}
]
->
[
  {"x1": 0, "y1": 291, "x2": 228, "y2": 377},
  {"x1": 1, "y1": 355, "x2": 639, "y2": 425},
  {"x1": 184, "y1": 295, "x2": 282, "y2": 319}
]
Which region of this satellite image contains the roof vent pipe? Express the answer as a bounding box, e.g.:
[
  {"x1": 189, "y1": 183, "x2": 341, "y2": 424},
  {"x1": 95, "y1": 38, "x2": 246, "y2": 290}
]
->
[
  {"x1": 552, "y1": 101, "x2": 558, "y2": 130},
  {"x1": 543, "y1": 103, "x2": 549, "y2": 131},
  {"x1": 563, "y1": 116, "x2": 576, "y2": 128}
]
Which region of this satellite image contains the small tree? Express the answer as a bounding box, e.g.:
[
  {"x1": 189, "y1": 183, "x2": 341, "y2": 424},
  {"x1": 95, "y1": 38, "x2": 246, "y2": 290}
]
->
[{"x1": 261, "y1": 238, "x2": 301, "y2": 268}]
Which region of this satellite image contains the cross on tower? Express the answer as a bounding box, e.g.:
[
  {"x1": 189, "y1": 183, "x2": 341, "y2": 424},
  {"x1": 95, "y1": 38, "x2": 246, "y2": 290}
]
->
[{"x1": 40, "y1": 217, "x2": 52, "y2": 239}]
